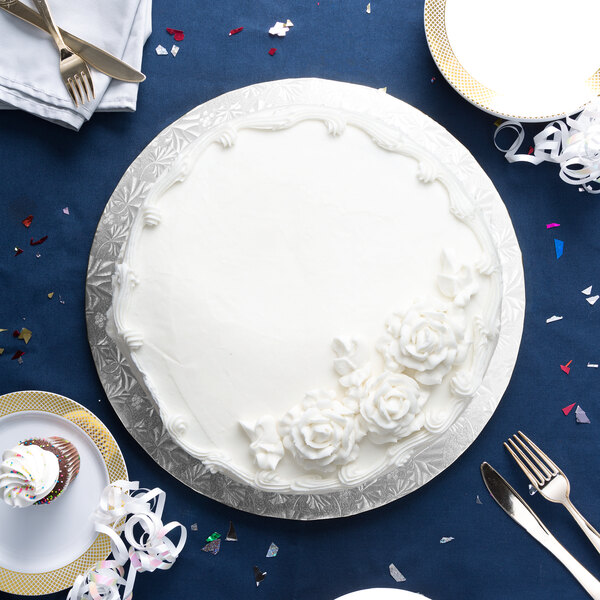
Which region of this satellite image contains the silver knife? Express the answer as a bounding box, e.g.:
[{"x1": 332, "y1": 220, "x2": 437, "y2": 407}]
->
[
  {"x1": 481, "y1": 462, "x2": 600, "y2": 600},
  {"x1": 0, "y1": 0, "x2": 145, "y2": 83}
]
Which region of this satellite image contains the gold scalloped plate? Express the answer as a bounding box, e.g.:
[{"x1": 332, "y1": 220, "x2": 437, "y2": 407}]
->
[
  {"x1": 425, "y1": 0, "x2": 600, "y2": 122},
  {"x1": 0, "y1": 391, "x2": 127, "y2": 595}
]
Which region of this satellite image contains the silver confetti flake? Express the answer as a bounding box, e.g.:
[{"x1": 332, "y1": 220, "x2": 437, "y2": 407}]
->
[{"x1": 389, "y1": 563, "x2": 406, "y2": 582}]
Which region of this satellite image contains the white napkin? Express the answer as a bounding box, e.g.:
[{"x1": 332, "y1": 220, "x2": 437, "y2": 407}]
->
[{"x1": 0, "y1": 0, "x2": 152, "y2": 130}]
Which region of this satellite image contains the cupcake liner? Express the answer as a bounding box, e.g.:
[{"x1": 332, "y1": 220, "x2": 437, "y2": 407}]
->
[{"x1": 22, "y1": 437, "x2": 80, "y2": 505}]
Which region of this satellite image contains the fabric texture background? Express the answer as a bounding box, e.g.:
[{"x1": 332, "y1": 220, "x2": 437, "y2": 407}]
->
[{"x1": 1, "y1": 1, "x2": 600, "y2": 599}]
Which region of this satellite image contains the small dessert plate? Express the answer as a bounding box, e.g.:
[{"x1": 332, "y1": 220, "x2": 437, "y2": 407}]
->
[
  {"x1": 0, "y1": 390, "x2": 127, "y2": 595},
  {"x1": 335, "y1": 590, "x2": 432, "y2": 600},
  {"x1": 425, "y1": 0, "x2": 600, "y2": 121}
]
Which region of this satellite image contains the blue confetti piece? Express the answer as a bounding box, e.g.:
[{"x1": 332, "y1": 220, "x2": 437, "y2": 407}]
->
[{"x1": 554, "y1": 239, "x2": 564, "y2": 259}]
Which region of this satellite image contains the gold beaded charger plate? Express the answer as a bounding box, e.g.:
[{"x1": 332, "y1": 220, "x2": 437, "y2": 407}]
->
[
  {"x1": 0, "y1": 390, "x2": 128, "y2": 595},
  {"x1": 86, "y1": 78, "x2": 525, "y2": 520},
  {"x1": 425, "y1": 0, "x2": 600, "y2": 121}
]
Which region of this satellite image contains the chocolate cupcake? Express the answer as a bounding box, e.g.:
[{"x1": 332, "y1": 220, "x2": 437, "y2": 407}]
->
[{"x1": 0, "y1": 437, "x2": 80, "y2": 507}]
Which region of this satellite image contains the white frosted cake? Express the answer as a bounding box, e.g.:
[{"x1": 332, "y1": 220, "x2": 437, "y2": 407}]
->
[{"x1": 110, "y1": 97, "x2": 502, "y2": 494}]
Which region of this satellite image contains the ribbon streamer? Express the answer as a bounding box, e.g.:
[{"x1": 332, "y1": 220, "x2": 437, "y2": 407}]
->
[
  {"x1": 494, "y1": 99, "x2": 600, "y2": 193},
  {"x1": 67, "y1": 481, "x2": 187, "y2": 600}
]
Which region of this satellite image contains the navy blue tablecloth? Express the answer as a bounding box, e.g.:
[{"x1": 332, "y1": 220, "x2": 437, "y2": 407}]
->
[{"x1": 2, "y1": 1, "x2": 600, "y2": 599}]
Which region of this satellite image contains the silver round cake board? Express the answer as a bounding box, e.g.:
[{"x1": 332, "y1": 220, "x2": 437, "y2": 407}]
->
[{"x1": 86, "y1": 78, "x2": 525, "y2": 520}]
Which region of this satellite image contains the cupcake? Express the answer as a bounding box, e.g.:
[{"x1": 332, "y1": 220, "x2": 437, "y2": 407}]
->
[{"x1": 0, "y1": 437, "x2": 80, "y2": 507}]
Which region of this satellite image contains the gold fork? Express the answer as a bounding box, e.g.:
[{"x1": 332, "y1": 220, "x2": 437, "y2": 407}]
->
[
  {"x1": 32, "y1": 0, "x2": 94, "y2": 107},
  {"x1": 505, "y1": 431, "x2": 600, "y2": 555}
]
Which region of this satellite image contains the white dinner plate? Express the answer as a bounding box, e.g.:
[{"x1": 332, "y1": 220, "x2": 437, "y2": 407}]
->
[
  {"x1": 425, "y1": 0, "x2": 600, "y2": 121},
  {"x1": 0, "y1": 391, "x2": 127, "y2": 595},
  {"x1": 335, "y1": 589, "x2": 431, "y2": 600}
]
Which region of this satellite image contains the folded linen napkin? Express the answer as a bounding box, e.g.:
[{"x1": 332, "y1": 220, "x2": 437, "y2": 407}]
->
[{"x1": 0, "y1": 0, "x2": 152, "y2": 130}]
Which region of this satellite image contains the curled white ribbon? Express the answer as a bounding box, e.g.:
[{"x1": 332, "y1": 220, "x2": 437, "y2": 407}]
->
[
  {"x1": 494, "y1": 99, "x2": 600, "y2": 193},
  {"x1": 67, "y1": 481, "x2": 187, "y2": 600}
]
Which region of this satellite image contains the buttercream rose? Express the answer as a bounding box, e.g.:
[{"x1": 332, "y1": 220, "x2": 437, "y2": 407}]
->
[
  {"x1": 279, "y1": 390, "x2": 362, "y2": 472},
  {"x1": 377, "y1": 300, "x2": 468, "y2": 385},
  {"x1": 359, "y1": 372, "x2": 428, "y2": 444}
]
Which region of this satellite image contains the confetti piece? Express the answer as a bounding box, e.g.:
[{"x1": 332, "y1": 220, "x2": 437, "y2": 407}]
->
[
  {"x1": 284, "y1": 19, "x2": 294, "y2": 27},
  {"x1": 202, "y1": 539, "x2": 221, "y2": 554},
  {"x1": 14, "y1": 248, "x2": 23, "y2": 256},
  {"x1": 253, "y1": 566, "x2": 267, "y2": 587},
  {"x1": 190, "y1": 523, "x2": 198, "y2": 531},
  {"x1": 494, "y1": 118, "x2": 504, "y2": 127},
  {"x1": 22, "y1": 215, "x2": 33, "y2": 228},
  {"x1": 268, "y1": 48, "x2": 277, "y2": 56},
  {"x1": 582, "y1": 286, "x2": 593, "y2": 295},
  {"x1": 587, "y1": 295, "x2": 599, "y2": 305},
  {"x1": 226, "y1": 521, "x2": 238, "y2": 541},
  {"x1": 588, "y1": 363, "x2": 598, "y2": 368},
  {"x1": 546, "y1": 223, "x2": 560, "y2": 229},
  {"x1": 476, "y1": 495, "x2": 482, "y2": 504},
  {"x1": 63, "y1": 207, "x2": 70, "y2": 215},
  {"x1": 0, "y1": 329, "x2": 6, "y2": 333},
  {"x1": 206, "y1": 532, "x2": 221, "y2": 542},
  {"x1": 30, "y1": 235, "x2": 48, "y2": 246},
  {"x1": 366, "y1": 2, "x2": 371, "y2": 13},
  {"x1": 266, "y1": 543, "x2": 279, "y2": 557},
  {"x1": 378, "y1": 87, "x2": 387, "y2": 93},
  {"x1": 528, "y1": 484, "x2": 537, "y2": 495},
  {"x1": 560, "y1": 360, "x2": 572, "y2": 374},
  {"x1": 59, "y1": 295, "x2": 65, "y2": 305},
  {"x1": 48, "y1": 292, "x2": 54, "y2": 299},
  {"x1": 430, "y1": 77, "x2": 436, "y2": 83},
  {"x1": 576, "y1": 405, "x2": 591, "y2": 424},
  {"x1": 554, "y1": 239, "x2": 564, "y2": 259},
  {"x1": 269, "y1": 21, "x2": 290, "y2": 36},
  {"x1": 562, "y1": 402, "x2": 576, "y2": 416},
  {"x1": 440, "y1": 537, "x2": 454, "y2": 544},
  {"x1": 155, "y1": 45, "x2": 168, "y2": 55},
  {"x1": 17, "y1": 357, "x2": 23, "y2": 365},
  {"x1": 18, "y1": 328, "x2": 32, "y2": 344},
  {"x1": 166, "y1": 28, "x2": 184, "y2": 41},
  {"x1": 11, "y1": 350, "x2": 24, "y2": 361},
  {"x1": 171, "y1": 45, "x2": 179, "y2": 57},
  {"x1": 12, "y1": 330, "x2": 19, "y2": 337},
  {"x1": 389, "y1": 564, "x2": 406, "y2": 583},
  {"x1": 229, "y1": 27, "x2": 244, "y2": 36},
  {"x1": 0, "y1": 349, "x2": 3, "y2": 355},
  {"x1": 546, "y1": 315, "x2": 563, "y2": 323}
]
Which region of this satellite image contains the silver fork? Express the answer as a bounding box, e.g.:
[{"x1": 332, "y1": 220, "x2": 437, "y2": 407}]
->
[
  {"x1": 505, "y1": 431, "x2": 600, "y2": 555},
  {"x1": 32, "y1": 0, "x2": 94, "y2": 107}
]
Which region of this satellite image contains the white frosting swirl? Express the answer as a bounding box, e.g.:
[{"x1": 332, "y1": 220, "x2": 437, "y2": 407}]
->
[
  {"x1": 437, "y1": 249, "x2": 479, "y2": 308},
  {"x1": 377, "y1": 300, "x2": 468, "y2": 386},
  {"x1": 240, "y1": 415, "x2": 285, "y2": 471},
  {"x1": 0, "y1": 444, "x2": 59, "y2": 507},
  {"x1": 279, "y1": 390, "x2": 363, "y2": 472},
  {"x1": 359, "y1": 372, "x2": 428, "y2": 444}
]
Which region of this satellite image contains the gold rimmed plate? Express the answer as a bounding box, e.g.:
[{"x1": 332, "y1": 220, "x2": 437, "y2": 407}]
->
[
  {"x1": 0, "y1": 390, "x2": 127, "y2": 595},
  {"x1": 425, "y1": 0, "x2": 600, "y2": 122}
]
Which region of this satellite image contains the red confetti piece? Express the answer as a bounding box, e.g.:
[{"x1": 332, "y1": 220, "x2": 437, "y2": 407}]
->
[
  {"x1": 562, "y1": 402, "x2": 576, "y2": 416},
  {"x1": 11, "y1": 350, "x2": 24, "y2": 361},
  {"x1": 30, "y1": 235, "x2": 48, "y2": 246},
  {"x1": 12, "y1": 330, "x2": 19, "y2": 338},
  {"x1": 229, "y1": 27, "x2": 244, "y2": 36},
  {"x1": 14, "y1": 248, "x2": 23, "y2": 256},
  {"x1": 166, "y1": 28, "x2": 184, "y2": 41},
  {"x1": 268, "y1": 48, "x2": 277, "y2": 56},
  {"x1": 560, "y1": 359, "x2": 573, "y2": 375},
  {"x1": 528, "y1": 146, "x2": 534, "y2": 155},
  {"x1": 22, "y1": 215, "x2": 33, "y2": 228}
]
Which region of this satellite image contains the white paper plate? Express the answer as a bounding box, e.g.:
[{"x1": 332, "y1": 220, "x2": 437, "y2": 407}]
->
[
  {"x1": 0, "y1": 391, "x2": 128, "y2": 595},
  {"x1": 335, "y1": 589, "x2": 431, "y2": 600},
  {"x1": 425, "y1": 0, "x2": 600, "y2": 121}
]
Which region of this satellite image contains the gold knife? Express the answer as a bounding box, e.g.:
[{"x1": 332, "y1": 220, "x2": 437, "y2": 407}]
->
[{"x1": 0, "y1": 0, "x2": 145, "y2": 83}]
